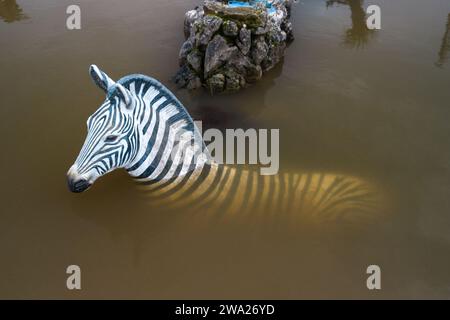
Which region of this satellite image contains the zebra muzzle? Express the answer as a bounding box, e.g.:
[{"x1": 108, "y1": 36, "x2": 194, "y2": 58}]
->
[
  {"x1": 67, "y1": 165, "x2": 92, "y2": 193},
  {"x1": 67, "y1": 178, "x2": 92, "y2": 193}
]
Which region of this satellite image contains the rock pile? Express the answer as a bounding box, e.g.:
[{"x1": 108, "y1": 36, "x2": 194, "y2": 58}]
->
[{"x1": 175, "y1": 0, "x2": 294, "y2": 94}]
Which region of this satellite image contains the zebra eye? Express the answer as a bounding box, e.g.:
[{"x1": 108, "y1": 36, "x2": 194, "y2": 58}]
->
[{"x1": 105, "y1": 135, "x2": 119, "y2": 143}]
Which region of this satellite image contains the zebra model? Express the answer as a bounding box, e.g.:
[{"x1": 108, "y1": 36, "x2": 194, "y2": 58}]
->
[{"x1": 67, "y1": 65, "x2": 384, "y2": 222}]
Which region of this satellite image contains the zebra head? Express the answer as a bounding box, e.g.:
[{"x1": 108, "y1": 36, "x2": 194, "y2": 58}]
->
[
  {"x1": 68, "y1": 65, "x2": 208, "y2": 193},
  {"x1": 67, "y1": 65, "x2": 140, "y2": 193}
]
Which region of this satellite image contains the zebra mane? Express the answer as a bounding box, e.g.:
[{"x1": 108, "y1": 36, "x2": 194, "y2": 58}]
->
[{"x1": 117, "y1": 74, "x2": 204, "y2": 148}]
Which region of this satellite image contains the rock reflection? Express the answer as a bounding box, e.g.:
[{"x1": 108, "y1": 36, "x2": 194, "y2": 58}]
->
[
  {"x1": 0, "y1": 0, "x2": 28, "y2": 23},
  {"x1": 189, "y1": 59, "x2": 285, "y2": 128}
]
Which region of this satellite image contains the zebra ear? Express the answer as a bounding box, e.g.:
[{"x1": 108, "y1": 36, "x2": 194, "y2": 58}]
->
[
  {"x1": 108, "y1": 83, "x2": 133, "y2": 108},
  {"x1": 89, "y1": 64, "x2": 115, "y2": 93}
]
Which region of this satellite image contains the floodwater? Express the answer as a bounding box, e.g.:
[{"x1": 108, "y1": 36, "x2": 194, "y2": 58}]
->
[{"x1": 1, "y1": 0, "x2": 450, "y2": 299}]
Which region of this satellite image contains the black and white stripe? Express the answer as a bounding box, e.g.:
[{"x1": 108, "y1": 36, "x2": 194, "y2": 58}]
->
[{"x1": 137, "y1": 164, "x2": 382, "y2": 222}]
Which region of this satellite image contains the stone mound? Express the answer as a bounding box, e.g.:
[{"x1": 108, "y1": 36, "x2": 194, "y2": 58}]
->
[{"x1": 175, "y1": 0, "x2": 294, "y2": 94}]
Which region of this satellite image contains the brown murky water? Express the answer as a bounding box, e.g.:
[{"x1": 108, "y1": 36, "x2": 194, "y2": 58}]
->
[{"x1": 1, "y1": 0, "x2": 450, "y2": 299}]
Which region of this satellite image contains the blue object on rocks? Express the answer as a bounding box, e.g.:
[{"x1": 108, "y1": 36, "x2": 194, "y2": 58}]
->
[{"x1": 228, "y1": 0, "x2": 276, "y2": 14}]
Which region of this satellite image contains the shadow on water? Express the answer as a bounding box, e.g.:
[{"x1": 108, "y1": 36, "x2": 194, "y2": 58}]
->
[
  {"x1": 435, "y1": 13, "x2": 450, "y2": 68},
  {"x1": 326, "y1": 0, "x2": 374, "y2": 48},
  {"x1": 182, "y1": 58, "x2": 285, "y2": 130},
  {"x1": 0, "y1": 0, "x2": 28, "y2": 23}
]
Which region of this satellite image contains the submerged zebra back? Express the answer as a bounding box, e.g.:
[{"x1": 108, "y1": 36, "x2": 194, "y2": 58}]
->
[{"x1": 137, "y1": 164, "x2": 385, "y2": 225}]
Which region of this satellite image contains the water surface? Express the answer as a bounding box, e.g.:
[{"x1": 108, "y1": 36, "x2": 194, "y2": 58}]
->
[{"x1": 1, "y1": 0, "x2": 450, "y2": 299}]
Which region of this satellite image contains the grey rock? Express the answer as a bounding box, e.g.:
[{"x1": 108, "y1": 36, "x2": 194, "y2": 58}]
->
[
  {"x1": 175, "y1": 64, "x2": 198, "y2": 89},
  {"x1": 246, "y1": 64, "x2": 263, "y2": 83},
  {"x1": 227, "y1": 50, "x2": 262, "y2": 83},
  {"x1": 179, "y1": 40, "x2": 194, "y2": 66},
  {"x1": 184, "y1": 7, "x2": 204, "y2": 38},
  {"x1": 196, "y1": 15, "x2": 223, "y2": 48},
  {"x1": 251, "y1": 36, "x2": 269, "y2": 65},
  {"x1": 254, "y1": 26, "x2": 269, "y2": 35},
  {"x1": 282, "y1": 21, "x2": 295, "y2": 42},
  {"x1": 207, "y1": 73, "x2": 226, "y2": 94},
  {"x1": 222, "y1": 20, "x2": 239, "y2": 37},
  {"x1": 204, "y1": 35, "x2": 238, "y2": 78},
  {"x1": 266, "y1": 25, "x2": 285, "y2": 45},
  {"x1": 262, "y1": 41, "x2": 286, "y2": 72},
  {"x1": 187, "y1": 50, "x2": 203, "y2": 73},
  {"x1": 224, "y1": 70, "x2": 243, "y2": 92},
  {"x1": 236, "y1": 27, "x2": 251, "y2": 55}
]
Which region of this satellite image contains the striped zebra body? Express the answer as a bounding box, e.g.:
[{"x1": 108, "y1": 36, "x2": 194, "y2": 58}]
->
[
  {"x1": 138, "y1": 163, "x2": 381, "y2": 222},
  {"x1": 68, "y1": 65, "x2": 383, "y2": 222}
]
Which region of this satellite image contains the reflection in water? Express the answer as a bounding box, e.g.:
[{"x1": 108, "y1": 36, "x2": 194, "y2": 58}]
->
[
  {"x1": 326, "y1": 0, "x2": 373, "y2": 48},
  {"x1": 192, "y1": 60, "x2": 285, "y2": 127},
  {"x1": 0, "y1": 0, "x2": 27, "y2": 23},
  {"x1": 138, "y1": 164, "x2": 385, "y2": 227},
  {"x1": 436, "y1": 14, "x2": 450, "y2": 68}
]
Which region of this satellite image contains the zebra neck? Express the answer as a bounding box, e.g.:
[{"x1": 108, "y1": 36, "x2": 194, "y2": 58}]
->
[
  {"x1": 136, "y1": 162, "x2": 222, "y2": 196},
  {"x1": 125, "y1": 88, "x2": 208, "y2": 182}
]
